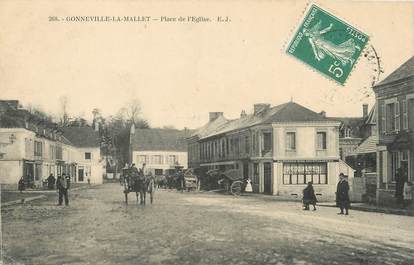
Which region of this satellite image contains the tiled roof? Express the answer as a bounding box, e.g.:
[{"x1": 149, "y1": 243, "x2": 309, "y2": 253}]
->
[
  {"x1": 375, "y1": 56, "x2": 414, "y2": 87},
  {"x1": 197, "y1": 102, "x2": 333, "y2": 139},
  {"x1": 190, "y1": 115, "x2": 229, "y2": 138},
  {"x1": 61, "y1": 126, "x2": 101, "y2": 148},
  {"x1": 131, "y1": 128, "x2": 192, "y2": 152},
  {"x1": 355, "y1": 135, "x2": 378, "y2": 154}
]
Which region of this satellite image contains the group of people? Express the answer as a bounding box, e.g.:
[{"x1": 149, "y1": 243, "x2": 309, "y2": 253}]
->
[
  {"x1": 17, "y1": 173, "x2": 71, "y2": 206},
  {"x1": 302, "y1": 173, "x2": 350, "y2": 215}
]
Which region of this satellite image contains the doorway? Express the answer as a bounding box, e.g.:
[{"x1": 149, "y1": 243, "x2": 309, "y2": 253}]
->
[
  {"x1": 264, "y1": 162, "x2": 272, "y2": 194},
  {"x1": 78, "y1": 168, "x2": 84, "y2": 182}
]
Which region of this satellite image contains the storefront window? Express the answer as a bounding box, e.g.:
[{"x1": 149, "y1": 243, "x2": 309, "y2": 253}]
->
[{"x1": 283, "y1": 162, "x2": 327, "y2": 185}]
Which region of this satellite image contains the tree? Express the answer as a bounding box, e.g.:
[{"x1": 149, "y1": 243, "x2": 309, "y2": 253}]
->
[{"x1": 59, "y1": 96, "x2": 70, "y2": 126}]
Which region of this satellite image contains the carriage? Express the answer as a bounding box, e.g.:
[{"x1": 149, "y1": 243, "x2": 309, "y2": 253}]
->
[
  {"x1": 206, "y1": 169, "x2": 244, "y2": 196},
  {"x1": 121, "y1": 166, "x2": 154, "y2": 205}
]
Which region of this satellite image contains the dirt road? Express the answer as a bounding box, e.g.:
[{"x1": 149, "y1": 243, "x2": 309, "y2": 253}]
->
[{"x1": 2, "y1": 183, "x2": 414, "y2": 265}]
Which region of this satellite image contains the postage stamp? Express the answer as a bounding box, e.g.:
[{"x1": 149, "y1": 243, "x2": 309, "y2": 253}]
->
[{"x1": 286, "y1": 4, "x2": 369, "y2": 85}]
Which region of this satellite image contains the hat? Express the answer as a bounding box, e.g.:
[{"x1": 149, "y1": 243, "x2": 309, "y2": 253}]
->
[{"x1": 339, "y1": 173, "x2": 345, "y2": 177}]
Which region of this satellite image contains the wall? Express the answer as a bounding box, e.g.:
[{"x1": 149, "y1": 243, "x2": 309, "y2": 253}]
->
[{"x1": 132, "y1": 150, "x2": 188, "y2": 174}]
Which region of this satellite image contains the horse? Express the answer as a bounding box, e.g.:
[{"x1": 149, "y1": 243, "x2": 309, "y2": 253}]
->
[{"x1": 123, "y1": 168, "x2": 147, "y2": 205}]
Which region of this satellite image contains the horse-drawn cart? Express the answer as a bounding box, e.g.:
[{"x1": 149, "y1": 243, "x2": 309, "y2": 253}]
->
[{"x1": 207, "y1": 169, "x2": 244, "y2": 196}]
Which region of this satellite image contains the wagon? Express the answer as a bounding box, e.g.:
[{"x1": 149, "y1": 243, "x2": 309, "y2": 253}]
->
[
  {"x1": 183, "y1": 168, "x2": 198, "y2": 191},
  {"x1": 207, "y1": 169, "x2": 244, "y2": 196}
]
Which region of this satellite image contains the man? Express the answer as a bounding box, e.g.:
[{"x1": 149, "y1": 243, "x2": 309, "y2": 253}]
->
[
  {"x1": 395, "y1": 164, "x2": 408, "y2": 207},
  {"x1": 56, "y1": 174, "x2": 70, "y2": 206},
  {"x1": 336, "y1": 173, "x2": 350, "y2": 215},
  {"x1": 47, "y1": 173, "x2": 56, "y2": 190}
]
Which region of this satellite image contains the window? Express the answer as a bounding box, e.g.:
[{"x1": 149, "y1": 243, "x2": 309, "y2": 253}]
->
[
  {"x1": 262, "y1": 132, "x2": 272, "y2": 153},
  {"x1": 316, "y1": 132, "x2": 327, "y2": 150},
  {"x1": 283, "y1": 162, "x2": 327, "y2": 185},
  {"x1": 402, "y1": 100, "x2": 408, "y2": 130},
  {"x1": 152, "y1": 155, "x2": 162, "y2": 164},
  {"x1": 85, "y1": 152, "x2": 91, "y2": 160},
  {"x1": 386, "y1": 103, "x2": 395, "y2": 132},
  {"x1": 34, "y1": 141, "x2": 43, "y2": 157},
  {"x1": 286, "y1": 132, "x2": 296, "y2": 150},
  {"x1": 344, "y1": 128, "x2": 351, "y2": 138},
  {"x1": 154, "y1": 169, "x2": 163, "y2": 175},
  {"x1": 137, "y1": 155, "x2": 147, "y2": 164},
  {"x1": 395, "y1": 101, "x2": 400, "y2": 132},
  {"x1": 245, "y1": 136, "x2": 250, "y2": 154},
  {"x1": 168, "y1": 155, "x2": 177, "y2": 164}
]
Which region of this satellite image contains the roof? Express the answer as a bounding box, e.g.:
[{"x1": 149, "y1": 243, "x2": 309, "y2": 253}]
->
[
  {"x1": 196, "y1": 102, "x2": 334, "y2": 140},
  {"x1": 375, "y1": 56, "x2": 414, "y2": 87},
  {"x1": 61, "y1": 126, "x2": 101, "y2": 148},
  {"x1": 131, "y1": 128, "x2": 191, "y2": 152},
  {"x1": 355, "y1": 135, "x2": 378, "y2": 154}
]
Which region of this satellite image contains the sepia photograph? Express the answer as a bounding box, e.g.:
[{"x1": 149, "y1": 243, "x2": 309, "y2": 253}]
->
[{"x1": 0, "y1": 0, "x2": 413, "y2": 264}]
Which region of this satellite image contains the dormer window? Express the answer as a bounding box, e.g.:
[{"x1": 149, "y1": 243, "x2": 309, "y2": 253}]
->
[{"x1": 344, "y1": 128, "x2": 352, "y2": 138}]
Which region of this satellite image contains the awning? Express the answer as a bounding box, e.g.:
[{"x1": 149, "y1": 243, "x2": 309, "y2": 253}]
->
[
  {"x1": 355, "y1": 135, "x2": 378, "y2": 154},
  {"x1": 388, "y1": 132, "x2": 413, "y2": 151}
]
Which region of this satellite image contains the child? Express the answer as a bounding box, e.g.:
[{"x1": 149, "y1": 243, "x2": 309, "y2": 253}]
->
[{"x1": 303, "y1": 181, "x2": 317, "y2": 211}]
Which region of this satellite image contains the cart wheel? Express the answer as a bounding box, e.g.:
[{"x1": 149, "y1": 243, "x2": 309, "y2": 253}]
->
[{"x1": 231, "y1": 181, "x2": 243, "y2": 196}]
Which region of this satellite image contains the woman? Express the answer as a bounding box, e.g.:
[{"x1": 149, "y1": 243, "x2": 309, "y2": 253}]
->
[{"x1": 303, "y1": 181, "x2": 317, "y2": 211}]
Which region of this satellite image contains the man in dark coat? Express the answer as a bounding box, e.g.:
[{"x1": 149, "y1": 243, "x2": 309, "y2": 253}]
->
[
  {"x1": 56, "y1": 174, "x2": 70, "y2": 206},
  {"x1": 395, "y1": 164, "x2": 408, "y2": 206},
  {"x1": 303, "y1": 181, "x2": 317, "y2": 211},
  {"x1": 18, "y1": 177, "x2": 25, "y2": 193},
  {"x1": 336, "y1": 173, "x2": 350, "y2": 215},
  {"x1": 47, "y1": 173, "x2": 56, "y2": 190}
]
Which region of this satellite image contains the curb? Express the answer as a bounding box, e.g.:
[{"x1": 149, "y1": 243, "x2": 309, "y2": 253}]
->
[
  {"x1": 2, "y1": 184, "x2": 100, "y2": 193},
  {"x1": 2, "y1": 195, "x2": 47, "y2": 207},
  {"x1": 317, "y1": 203, "x2": 414, "y2": 217}
]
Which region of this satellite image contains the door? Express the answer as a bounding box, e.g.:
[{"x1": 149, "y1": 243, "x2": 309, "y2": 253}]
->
[
  {"x1": 264, "y1": 162, "x2": 272, "y2": 194},
  {"x1": 78, "y1": 168, "x2": 84, "y2": 182},
  {"x1": 243, "y1": 163, "x2": 249, "y2": 180}
]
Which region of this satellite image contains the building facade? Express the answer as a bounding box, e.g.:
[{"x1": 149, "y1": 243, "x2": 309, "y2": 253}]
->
[
  {"x1": 373, "y1": 56, "x2": 414, "y2": 206},
  {"x1": 129, "y1": 127, "x2": 190, "y2": 175},
  {"x1": 0, "y1": 100, "x2": 104, "y2": 185},
  {"x1": 188, "y1": 102, "x2": 355, "y2": 201}
]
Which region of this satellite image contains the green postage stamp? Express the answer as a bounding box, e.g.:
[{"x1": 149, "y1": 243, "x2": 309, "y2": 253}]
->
[{"x1": 287, "y1": 4, "x2": 369, "y2": 85}]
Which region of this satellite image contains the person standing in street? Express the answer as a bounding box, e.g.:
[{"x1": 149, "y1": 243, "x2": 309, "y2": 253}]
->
[
  {"x1": 18, "y1": 176, "x2": 25, "y2": 193},
  {"x1": 47, "y1": 173, "x2": 56, "y2": 190},
  {"x1": 56, "y1": 174, "x2": 70, "y2": 206},
  {"x1": 336, "y1": 173, "x2": 350, "y2": 215},
  {"x1": 303, "y1": 181, "x2": 317, "y2": 211},
  {"x1": 395, "y1": 163, "x2": 408, "y2": 207}
]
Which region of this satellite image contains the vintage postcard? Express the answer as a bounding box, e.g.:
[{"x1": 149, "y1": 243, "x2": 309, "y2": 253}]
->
[{"x1": 1, "y1": 0, "x2": 413, "y2": 265}]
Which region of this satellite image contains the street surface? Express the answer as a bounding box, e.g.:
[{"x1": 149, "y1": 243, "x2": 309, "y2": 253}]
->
[{"x1": 2, "y1": 183, "x2": 414, "y2": 265}]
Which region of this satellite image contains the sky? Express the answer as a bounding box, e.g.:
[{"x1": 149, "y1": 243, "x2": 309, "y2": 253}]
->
[{"x1": 1, "y1": 0, "x2": 413, "y2": 129}]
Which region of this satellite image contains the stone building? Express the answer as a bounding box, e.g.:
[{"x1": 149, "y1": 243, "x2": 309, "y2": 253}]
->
[
  {"x1": 188, "y1": 101, "x2": 355, "y2": 201},
  {"x1": 0, "y1": 100, "x2": 104, "y2": 185},
  {"x1": 373, "y1": 56, "x2": 414, "y2": 206},
  {"x1": 129, "y1": 126, "x2": 191, "y2": 175}
]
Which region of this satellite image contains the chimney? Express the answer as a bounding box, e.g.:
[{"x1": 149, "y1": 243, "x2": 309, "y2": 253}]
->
[
  {"x1": 254, "y1": 103, "x2": 270, "y2": 115},
  {"x1": 209, "y1": 112, "x2": 223, "y2": 122},
  {"x1": 240, "y1": 110, "x2": 247, "y2": 118},
  {"x1": 363, "y1": 104, "x2": 368, "y2": 118},
  {"x1": 320, "y1": 111, "x2": 326, "y2": 117}
]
